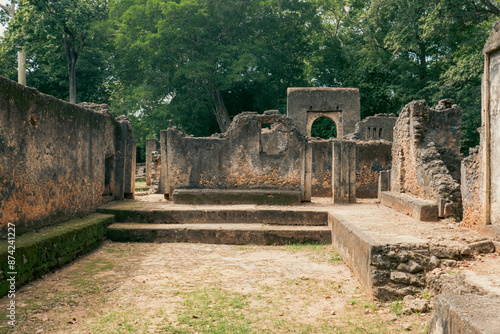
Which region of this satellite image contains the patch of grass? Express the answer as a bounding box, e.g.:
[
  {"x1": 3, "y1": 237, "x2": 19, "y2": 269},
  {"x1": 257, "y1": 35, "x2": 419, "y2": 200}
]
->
[
  {"x1": 160, "y1": 287, "x2": 254, "y2": 333},
  {"x1": 135, "y1": 180, "x2": 147, "y2": 187},
  {"x1": 282, "y1": 243, "x2": 344, "y2": 264},
  {"x1": 390, "y1": 300, "x2": 403, "y2": 316}
]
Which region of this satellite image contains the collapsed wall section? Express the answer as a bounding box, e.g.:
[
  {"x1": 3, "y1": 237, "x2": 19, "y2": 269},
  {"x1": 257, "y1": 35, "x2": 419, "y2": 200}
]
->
[
  {"x1": 390, "y1": 100, "x2": 462, "y2": 218},
  {"x1": 164, "y1": 111, "x2": 306, "y2": 199},
  {"x1": 0, "y1": 76, "x2": 134, "y2": 238}
]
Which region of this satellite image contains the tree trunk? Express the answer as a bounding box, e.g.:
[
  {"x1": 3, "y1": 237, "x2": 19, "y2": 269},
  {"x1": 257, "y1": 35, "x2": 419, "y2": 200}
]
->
[
  {"x1": 210, "y1": 84, "x2": 231, "y2": 133},
  {"x1": 68, "y1": 58, "x2": 77, "y2": 103},
  {"x1": 17, "y1": 50, "x2": 26, "y2": 86},
  {"x1": 418, "y1": 41, "x2": 427, "y2": 87}
]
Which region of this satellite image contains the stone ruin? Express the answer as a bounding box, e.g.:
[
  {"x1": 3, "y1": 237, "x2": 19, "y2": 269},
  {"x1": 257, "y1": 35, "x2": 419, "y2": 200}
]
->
[
  {"x1": 151, "y1": 88, "x2": 398, "y2": 205},
  {"x1": 0, "y1": 76, "x2": 136, "y2": 237},
  {"x1": 386, "y1": 99, "x2": 462, "y2": 219}
]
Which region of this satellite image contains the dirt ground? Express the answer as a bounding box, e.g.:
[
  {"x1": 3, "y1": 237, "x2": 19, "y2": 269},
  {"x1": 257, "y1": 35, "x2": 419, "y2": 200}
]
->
[{"x1": 0, "y1": 241, "x2": 430, "y2": 333}]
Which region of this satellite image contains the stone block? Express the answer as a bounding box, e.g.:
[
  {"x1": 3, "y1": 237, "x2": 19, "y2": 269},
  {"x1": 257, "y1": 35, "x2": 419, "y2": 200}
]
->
[
  {"x1": 380, "y1": 191, "x2": 439, "y2": 221},
  {"x1": 430, "y1": 294, "x2": 500, "y2": 334},
  {"x1": 172, "y1": 189, "x2": 302, "y2": 205}
]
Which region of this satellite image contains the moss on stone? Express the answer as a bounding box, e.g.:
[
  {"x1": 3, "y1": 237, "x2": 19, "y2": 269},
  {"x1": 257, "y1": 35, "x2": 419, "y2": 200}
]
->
[{"x1": 0, "y1": 213, "x2": 115, "y2": 296}]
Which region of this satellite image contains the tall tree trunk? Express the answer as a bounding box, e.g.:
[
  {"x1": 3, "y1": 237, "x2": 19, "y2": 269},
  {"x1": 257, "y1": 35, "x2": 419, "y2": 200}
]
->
[
  {"x1": 63, "y1": 38, "x2": 79, "y2": 103},
  {"x1": 209, "y1": 83, "x2": 231, "y2": 132},
  {"x1": 68, "y1": 58, "x2": 77, "y2": 103},
  {"x1": 17, "y1": 50, "x2": 26, "y2": 85},
  {"x1": 1, "y1": 0, "x2": 25, "y2": 85},
  {"x1": 418, "y1": 41, "x2": 427, "y2": 87}
]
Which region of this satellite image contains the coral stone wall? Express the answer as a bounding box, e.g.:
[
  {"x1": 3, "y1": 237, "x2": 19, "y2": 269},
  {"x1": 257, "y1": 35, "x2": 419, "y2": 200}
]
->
[
  {"x1": 461, "y1": 144, "x2": 484, "y2": 228},
  {"x1": 0, "y1": 76, "x2": 134, "y2": 238},
  {"x1": 356, "y1": 140, "x2": 392, "y2": 198},
  {"x1": 164, "y1": 111, "x2": 306, "y2": 198},
  {"x1": 390, "y1": 100, "x2": 462, "y2": 218},
  {"x1": 346, "y1": 113, "x2": 397, "y2": 142}
]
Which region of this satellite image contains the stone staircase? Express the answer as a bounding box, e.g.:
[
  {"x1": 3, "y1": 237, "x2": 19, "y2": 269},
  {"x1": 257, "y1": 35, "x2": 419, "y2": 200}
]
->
[{"x1": 97, "y1": 202, "x2": 331, "y2": 245}]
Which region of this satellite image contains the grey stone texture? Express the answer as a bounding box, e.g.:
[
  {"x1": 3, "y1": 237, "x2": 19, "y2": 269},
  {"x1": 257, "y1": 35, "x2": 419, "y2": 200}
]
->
[
  {"x1": 286, "y1": 87, "x2": 360, "y2": 138},
  {"x1": 172, "y1": 189, "x2": 302, "y2": 205},
  {"x1": 390, "y1": 100, "x2": 462, "y2": 219},
  {"x1": 135, "y1": 163, "x2": 146, "y2": 182},
  {"x1": 356, "y1": 140, "x2": 392, "y2": 198},
  {"x1": 461, "y1": 144, "x2": 485, "y2": 228},
  {"x1": 308, "y1": 139, "x2": 333, "y2": 197},
  {"x1": 480, "y1": 20, "x2": 500, "y2": 227},
  {"x1": 429, "y1": 294, "x2": 500, "y2": 334},
  {"x1": 164, "y1": 111, "x2": 306, "y2": 199},
  {"x1": 345, "y1": 113, "x2": 397, "y2": 141},
  {"x1": 332, "y1": 140, "x2": 356, "y2": 203},
  {"x1": 380, "y1": 191, "x2": 439, "y2": 221},
  {"x1": 0, "y1": 75, "x2": 135, "y2": 238},
  {"x1": 148, "y1": 150, "x2": 161, "y2": 194},
  {"x1": 145, "y1": 138, "x2": 160, "y2": 186}
]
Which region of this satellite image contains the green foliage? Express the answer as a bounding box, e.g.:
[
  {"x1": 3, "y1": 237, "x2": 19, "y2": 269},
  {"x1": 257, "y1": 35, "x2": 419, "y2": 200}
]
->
[
  {"x1": 311, "y1": 117, "x2": 338, "y2": 139},
  {"x1": 0, "y1": 0, "x2": 497, "y2": 156}
]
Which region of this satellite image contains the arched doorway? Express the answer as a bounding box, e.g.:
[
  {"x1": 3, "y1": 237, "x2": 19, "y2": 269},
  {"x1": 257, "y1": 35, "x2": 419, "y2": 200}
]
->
[{"x1": 310, "y1": 116, "x2": 338, "y2": 139}]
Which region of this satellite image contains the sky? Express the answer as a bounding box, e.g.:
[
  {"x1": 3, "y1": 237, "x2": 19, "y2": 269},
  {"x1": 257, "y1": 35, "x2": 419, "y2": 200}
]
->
[{"x1": 0, "y1": 0, "x2": 11, "y2": 37}]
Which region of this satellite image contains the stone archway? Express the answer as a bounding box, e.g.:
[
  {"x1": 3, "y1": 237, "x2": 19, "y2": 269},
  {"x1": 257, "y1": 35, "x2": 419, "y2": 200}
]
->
[{"x1": 306, "y1": 112, "x2": 342, "y2": 138}]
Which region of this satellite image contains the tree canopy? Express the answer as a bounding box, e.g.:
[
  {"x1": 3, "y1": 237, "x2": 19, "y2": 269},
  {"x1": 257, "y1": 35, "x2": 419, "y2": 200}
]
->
[{"x1": 0, "y1": 0, "x2": 498, "y2": 158}]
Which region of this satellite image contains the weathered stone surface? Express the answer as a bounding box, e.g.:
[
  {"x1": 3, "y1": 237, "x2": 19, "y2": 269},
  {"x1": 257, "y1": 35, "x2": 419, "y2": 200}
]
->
[
  {"x1": 97, "y1": 200, "x2": 328, "y2": 226},
  {"x1": 380, "y1": 191, "x2": 439, "y2": 221},
  {"x1": 0, "y1": 76, "x2": 134, "y2": 237},
  {"x1": 430, "y1": 294, "x2": 500, "y2": 334},
  {"x1": 0, "y1": 213, "x2": 114, "y2": 296},
  {"x1": 356, "y1": 140, "x2": 392, "y2": 198},
  {"x1": 286, "y1": 87, "x2": 360, "y2": 138},
  {"x1": 145, "y1": 138, "x2": 160, "y2": 186},
  {"x1": 402, "y1": 295, "x2": 430, "y2": 314},
  {"x1": 345, "y1": 113, "x2": 397, "y2": 142},
  {"x1": 309, "y1": 139, "x2": 333, "y2": 197},
  {"x1": 390, "y1": 100, "x2": 462, "y2": 219},
  {"x1": 172, "y1": 189, "x2": 302, "y2": 205},
  {"x1": 461, "y1": 145, "x2": 484, "y2": 228},
  {"x1": 164, "y1": 112, "x2": 306, "y2": 200},
  {"x1": 106, "y1": 223, "x2": 331, "y2": 245},
  {"x1": 332, "y1": 140, "x2": 356, "y2": 203}
]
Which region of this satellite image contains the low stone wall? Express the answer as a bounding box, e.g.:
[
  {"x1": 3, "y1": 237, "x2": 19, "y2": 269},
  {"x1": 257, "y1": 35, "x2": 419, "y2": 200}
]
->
[
  {"x1": 0, "y1": 76, "x2": 135, "y2": 238},
  {"x1": 0, "y1": 213, "x2": 114, "y2": 296},
  {"x1": 163, "y1": 111, "x2": 306, "y2": 198},
  {"x1": 356, "y1": 140, "x2": 392, "y2": 198}
]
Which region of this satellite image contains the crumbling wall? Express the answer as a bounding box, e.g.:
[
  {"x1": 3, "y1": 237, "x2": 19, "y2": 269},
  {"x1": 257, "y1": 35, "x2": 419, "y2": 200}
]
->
[
  {"x1": 145, "y1": 139, "x2": 160, "y2": 185},
  {"x1": 390, "y1": 100, "x2": 462, "y2": 218},
  {"x1": 356, "y1": 140, "x2": 392, "y2": 198},
  {"x1": 148, "y1": 151, "x2": 161, "y2": 194},
  {"x1": 0, "y1": 76, "x2": 134, "y2": 237},
  {"x1": 345, "y1": 113, "x2": 397, "y2": 142},
  {"x1": 164, "y1": 110, "x2": 306, "y2": 198},
  {"x1": 461, "y1": 144, "x2": 484, "y2": 228}
]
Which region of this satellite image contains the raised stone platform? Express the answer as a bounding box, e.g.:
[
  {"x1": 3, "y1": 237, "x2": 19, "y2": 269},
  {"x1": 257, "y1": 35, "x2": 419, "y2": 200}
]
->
[
  {"x1": 98, "y1": 197, "x2": 495, "y2": 301},
  {"x1": 430, "y1": 294, "x2": 500, "y2": 334},
  {"x1": 172, "y1": 188, "x2": 303, "y2": 205},
  {"x1": 380, "y1": 191, "x2": 439, "y2": 221}
]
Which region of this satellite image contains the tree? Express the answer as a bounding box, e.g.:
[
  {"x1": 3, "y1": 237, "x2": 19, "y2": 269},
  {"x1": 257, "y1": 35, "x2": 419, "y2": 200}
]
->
[
  {"x1": 0, "y1": 0, "x2": 25, "y2": 85},
  {"x1": 110, "y1": 0, "x2": 321, "y2": 134},
  {"x1": 11, "y1": 0, "x2": 109, "y2": 103}
]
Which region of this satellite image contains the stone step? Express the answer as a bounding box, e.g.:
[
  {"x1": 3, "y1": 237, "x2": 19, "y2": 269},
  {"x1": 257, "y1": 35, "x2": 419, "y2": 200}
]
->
[
  {"x1": 106, "y1": 223, "x2": 331, "y2": 245},
  {"x1": 173, "y1": 188, "x2": 303, "y2": 205},
  {"x1": 97, "y1": 204, "x2": 328, "y2": 226}
]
